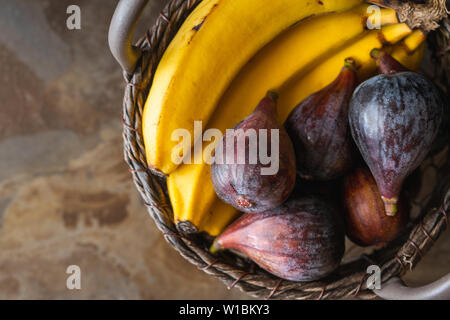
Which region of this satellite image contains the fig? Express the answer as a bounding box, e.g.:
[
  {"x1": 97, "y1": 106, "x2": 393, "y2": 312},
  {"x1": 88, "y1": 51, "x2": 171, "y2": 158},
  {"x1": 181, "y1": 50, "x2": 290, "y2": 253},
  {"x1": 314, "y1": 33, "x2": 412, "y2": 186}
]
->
[
  {"x1": 349, "y1": 71, "x2": 444, "y2": 216},
  {"x1": 211, "y1": 91, "x2": 296, "y2": 213},
  {"x1": 342, "y1": 166, "x2": 408, "y2": 247},
  {"x1": 370, "y1": 48, "x2": 409, "y2": 74},
  {"x1": 371, "y1": 48, "x2": 449, "y2": 157},
  {"x1": 211, "y1": 196, "x2": 345, "y2": 282},
  {"x1": 285, "y1": 58, "x2": 357, "y2": 181}
]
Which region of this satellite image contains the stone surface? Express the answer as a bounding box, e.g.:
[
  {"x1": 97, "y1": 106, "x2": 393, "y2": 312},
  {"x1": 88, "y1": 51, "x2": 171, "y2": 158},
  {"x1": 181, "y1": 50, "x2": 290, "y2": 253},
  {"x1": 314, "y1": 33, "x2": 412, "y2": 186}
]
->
[
  {"x1": 0, "y1": 0, "x2": 248, "y2": 300},
  {"x1": 0, "y1": 0, "x2": 448, "y2": 300}
]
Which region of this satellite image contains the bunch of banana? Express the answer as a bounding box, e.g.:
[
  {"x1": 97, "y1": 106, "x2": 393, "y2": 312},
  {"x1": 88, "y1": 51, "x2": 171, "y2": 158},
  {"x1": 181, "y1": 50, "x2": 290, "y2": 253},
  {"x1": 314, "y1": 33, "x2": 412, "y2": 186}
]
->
[
  {"x1": 143, "y1": 0, "x2": 368, "y2": 175},
  {"x1": 142, "y1": 0, "x2": 427, "y2": 236}
]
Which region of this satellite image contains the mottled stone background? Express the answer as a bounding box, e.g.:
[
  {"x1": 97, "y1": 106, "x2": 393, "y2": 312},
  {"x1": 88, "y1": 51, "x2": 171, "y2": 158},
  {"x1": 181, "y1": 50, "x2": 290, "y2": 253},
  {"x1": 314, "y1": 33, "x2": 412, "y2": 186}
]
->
[{"x1": 0, "y1": 0, "x2": 448, "y2": 299}]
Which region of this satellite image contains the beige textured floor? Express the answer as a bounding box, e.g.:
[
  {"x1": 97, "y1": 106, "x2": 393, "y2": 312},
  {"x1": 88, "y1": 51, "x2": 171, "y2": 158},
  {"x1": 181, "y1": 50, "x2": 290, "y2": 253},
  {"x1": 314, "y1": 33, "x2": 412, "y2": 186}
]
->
[{"x1": 0, "y1": 0, "x2": 448, "y2": 299}]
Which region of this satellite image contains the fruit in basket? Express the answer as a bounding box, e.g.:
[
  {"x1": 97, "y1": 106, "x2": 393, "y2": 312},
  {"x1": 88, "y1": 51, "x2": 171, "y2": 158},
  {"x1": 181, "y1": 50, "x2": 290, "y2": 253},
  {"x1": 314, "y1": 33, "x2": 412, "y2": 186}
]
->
[
  {"x1": 285, "y1": 58, "x2": 358, "y2": 181},
  {"x1": 168, "y1": 24, "x2": 422, "y2": 235},
  {"x1": 349, "y1": 72, "x2": 444, "y2": 216},
  {"x1": 211, "y1": 91, "x2": 296, "y2": 213},
  {"x1": 370, "y1": 30, "x2": 426, "y2": 74},
  {"x1": 342, "y1": 166, "x2": 408, "y2": 246},
  {"x1": 167, "y1": 21, "x2": 412, "y2": 235},
  {"x1": 372, "y1": 42, "x2": 450, "y2": 158},
  {"x1": 211, "y1": 196, "x2": 345, "y2": 282},
  {"x1": 402, "y1": 168, "x2": 422, "y2": 202},
  {"x1": 142, "y1": 0, "x2": 366, "y2": 175}
]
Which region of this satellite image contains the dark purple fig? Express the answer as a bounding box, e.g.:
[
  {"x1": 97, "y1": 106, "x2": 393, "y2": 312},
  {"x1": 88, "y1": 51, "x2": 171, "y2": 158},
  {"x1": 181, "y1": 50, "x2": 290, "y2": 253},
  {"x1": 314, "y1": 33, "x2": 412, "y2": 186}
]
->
[
  {"x1": 370, "y1": 48, "x2": 409, "y2": 74},
  {"x1": 349, "y1": 72, "x2": 444, "y2": 216},
  {"x1": 342, "y1": 166, "x2": 409, "y2": 247},
  {"x1": 211, "y1": 91, "x2": 296, "y2": 213},
  {"x1": 371, "y1": 49, "x2": 449, "y2": 157},
  {"x1": 211, "y1": 196, "x2": 345, "y2": 282},
  {"x1": 285, "y1": 58, "x2": 357, "y2": 181}
]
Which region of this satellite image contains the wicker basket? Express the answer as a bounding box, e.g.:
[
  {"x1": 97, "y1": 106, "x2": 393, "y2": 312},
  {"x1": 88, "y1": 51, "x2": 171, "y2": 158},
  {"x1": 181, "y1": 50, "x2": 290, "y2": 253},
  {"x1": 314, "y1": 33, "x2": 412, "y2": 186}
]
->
[{"x1": 117, "y1": 0, "x2": 449, "y2": 299}]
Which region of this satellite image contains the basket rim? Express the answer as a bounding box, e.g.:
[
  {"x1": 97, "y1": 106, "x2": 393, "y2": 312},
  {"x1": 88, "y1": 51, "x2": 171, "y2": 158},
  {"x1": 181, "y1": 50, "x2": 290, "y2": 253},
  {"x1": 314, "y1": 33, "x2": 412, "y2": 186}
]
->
[{"x1": 121, "y1": 0, "x2": 450, "y2": 299}]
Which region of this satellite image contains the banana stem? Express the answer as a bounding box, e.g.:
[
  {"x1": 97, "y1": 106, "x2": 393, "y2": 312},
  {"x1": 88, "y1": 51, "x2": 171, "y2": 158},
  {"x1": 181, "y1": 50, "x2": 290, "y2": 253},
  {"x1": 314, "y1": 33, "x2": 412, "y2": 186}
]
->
[
  {"x1": 403, "y1": 29, "x2": 427, "y2": 53},
  {"x1": 381, "y1": 23, "x2": 412, "y2": 44}
]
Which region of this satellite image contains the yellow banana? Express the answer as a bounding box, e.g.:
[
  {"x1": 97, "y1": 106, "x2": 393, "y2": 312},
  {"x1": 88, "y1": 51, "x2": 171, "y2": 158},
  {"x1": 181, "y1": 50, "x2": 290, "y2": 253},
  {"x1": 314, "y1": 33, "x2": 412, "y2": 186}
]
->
[
  {"x1": 168, "y1": 20, "x2": 407, "y2": 234},
  {"x1": 143, "y1": 0, "x2": 365, "y2": 175}
]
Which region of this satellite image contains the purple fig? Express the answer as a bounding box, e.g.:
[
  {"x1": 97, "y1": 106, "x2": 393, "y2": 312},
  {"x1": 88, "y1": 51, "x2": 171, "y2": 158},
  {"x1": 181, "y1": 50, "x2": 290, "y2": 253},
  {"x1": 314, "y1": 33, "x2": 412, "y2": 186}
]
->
[
  {"x1": 285, "y1": 58, "x2": 357, "y2": 181},
  {"x1": 349, "y1": 72, "x2": 444, "y2": 216},
  {"x1": 211, "y1": 196, "x2": 345, "y2": 282},
  {"x1": 371, "y1": 49, "x2": 449, "y2": 157},
  {"x1": 211, "y1": 91, "x2": 296, "y2": 213}
]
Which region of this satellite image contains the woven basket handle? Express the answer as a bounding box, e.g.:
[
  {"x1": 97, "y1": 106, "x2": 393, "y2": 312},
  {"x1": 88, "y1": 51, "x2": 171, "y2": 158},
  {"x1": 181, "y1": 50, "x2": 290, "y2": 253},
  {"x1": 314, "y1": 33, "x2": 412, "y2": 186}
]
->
[
  {"x1": 375, "y1": 273, "x2": 450, "y2": 300},
  {"x1": 108, "y1": 0, "x2": 149, "y2": 74}
]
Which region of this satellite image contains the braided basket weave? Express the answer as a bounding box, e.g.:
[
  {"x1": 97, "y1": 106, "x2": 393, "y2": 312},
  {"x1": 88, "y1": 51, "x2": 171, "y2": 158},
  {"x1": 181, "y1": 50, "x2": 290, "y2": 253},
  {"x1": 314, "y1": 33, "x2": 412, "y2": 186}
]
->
[{"x1": 121, "y1": 0, "x2": 449, "y2": 299}]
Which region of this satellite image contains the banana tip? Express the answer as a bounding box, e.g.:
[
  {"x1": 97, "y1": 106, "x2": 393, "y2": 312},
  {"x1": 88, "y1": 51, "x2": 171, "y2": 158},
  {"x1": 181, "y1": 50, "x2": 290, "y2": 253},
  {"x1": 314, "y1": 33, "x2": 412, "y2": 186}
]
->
[{"x1": 266, "y1": 90, "x2": 279, "y2": 101}]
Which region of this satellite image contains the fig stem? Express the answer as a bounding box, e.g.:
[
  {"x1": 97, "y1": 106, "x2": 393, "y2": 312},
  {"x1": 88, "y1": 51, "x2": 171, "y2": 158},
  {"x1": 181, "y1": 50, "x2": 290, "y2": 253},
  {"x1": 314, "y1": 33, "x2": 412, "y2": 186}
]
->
[
  {"x1": 382, "y1": 196, "x2": 398, "y2": 216},
  {"x1": 344, "y1": 57, "x2": 357, "y2": 72},
  {"x1": 370, "y1": 48, "x2": 382, "y2": 59},
  {"x1": 266, "y1": 90, "x2": 279, "y2": 102}
]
